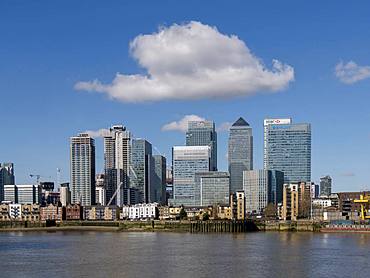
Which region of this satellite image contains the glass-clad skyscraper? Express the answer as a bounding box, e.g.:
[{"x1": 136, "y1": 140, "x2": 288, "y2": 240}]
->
[
  {"x1": 171, "y1": 146, "x2": 210, "y2": 206},
  {"x1": 70, "y1": 133, "x2": 96, "y2": 206},
  {"x1": 264, "y1": 120, "x2": 311, "y2": 183},
  {"x1": 186, "y1": 120, "x2": 217, "y2": 171},
  {"x1": 228, "y1": 117, "x2": 253, "y2": 193},
  {"x1": 131, "y1": 139, "x2": 154, "y2": 203},
  {"x1": 320, "y1": 175, "x2": 332, "y2": 197}
]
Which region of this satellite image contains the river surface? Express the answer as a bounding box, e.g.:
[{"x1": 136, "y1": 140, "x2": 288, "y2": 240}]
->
[{"x1": 0, "y1": 231, "x2": 369, "y2": 277}]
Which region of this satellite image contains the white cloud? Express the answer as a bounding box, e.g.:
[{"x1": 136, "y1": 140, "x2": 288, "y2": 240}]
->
[
  {"x1": 84, "y1": 128, "x2": 111, "y2": 138},
  {"x1": 335, "y1": 61, "x2": 370, "y2": 84},
  {"x1": 217, "y1": 122, "x2": 232, "y2": 132},
  {"x1": 75, "y1": 21, "x2": 294, "y2": 102},
  {"x1": 161, "y1": 114, "x2": 205, "y2": 132}
]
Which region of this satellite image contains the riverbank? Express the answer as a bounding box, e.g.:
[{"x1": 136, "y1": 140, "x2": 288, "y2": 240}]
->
[{"x1": 1, "y1": 220, "x2": 370, "y2": 233}]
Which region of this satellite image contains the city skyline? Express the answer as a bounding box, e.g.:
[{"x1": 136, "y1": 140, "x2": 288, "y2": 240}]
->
[{"x1": 1, "y1": 1, "x2": 370, "y2": 192}]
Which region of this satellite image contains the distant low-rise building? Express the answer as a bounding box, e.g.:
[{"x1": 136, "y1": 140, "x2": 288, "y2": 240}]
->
[
  {"x1": 63, "y1": 204, "x2": 83, "y2": 221},
  {"x1": 9, "y1": 204, "x2": 22, "y2": 220},
  {"x1": 21, "y1": 204, "x2": 40, "y2": 221},
  {"x1": 120, "y1": 203, "x2": 158, "y2": 220},
  {"x1": 0, "y1": 204, "x2": 10, "y2": 221},
  {"x1": 217, "y1": 206, "x2": 232, "y2": 220},
  {"x1": 40, "y1": 204, "x2": 62, "y2": 221}
]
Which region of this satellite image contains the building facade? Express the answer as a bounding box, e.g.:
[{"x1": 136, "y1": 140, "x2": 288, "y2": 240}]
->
[
  {"x1": 60, "y1": 182, "x2": 71, "y2": 207},
  {"x1": 171, "y1": 146, "x2": 210, "y2": 206},
  {"x1": 195, "y1": 172, "x2": 230, "y2": 206},
  {"x1": 243, "y1": 170, "x2": 284, "y2": 214},
  {"x1": 264, "y1": 119, "x2": 311, "y2": 183},
  {"x1": 104, "y1": 125, "x2": 131, "y2": 206},
  {"x1": 186, "y1": 120, "x2": 217, "y2": 171},
  {"x1": 95, "y1": 174, "x2": 106, "y2": 206},
  {"x1": 153, "y1": 155, "x2": 167, "y2": 204},
  {"x1": 228, "y1": 117, "x2": 253, "y2": 193},
  {"x1": 0, "y1": 163, "x2": 15, "y2": 202},
  {"x1": 131, "y1": 139, "x2": 154, "y2": 203},
  {"x1": 70, "y1": 133, "x2": 96, "y2": 206},
  {"x1": 320, "y1": 175, "x2": 332, "y2": 197}
]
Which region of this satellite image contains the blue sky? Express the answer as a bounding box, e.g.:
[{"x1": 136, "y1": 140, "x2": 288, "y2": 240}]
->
[{"x1": 0, "y1": 1, "x2": 369, "y2": 191}]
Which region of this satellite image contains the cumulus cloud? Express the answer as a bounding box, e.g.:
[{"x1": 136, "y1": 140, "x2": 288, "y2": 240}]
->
[
  {"x1": 75, "y1": 21, "x2": 294, "y2": 102},
  {"x1": 161, "y1": 114, "x2": 205, "y2": 132},
  {"x1": 217, "y1": 122, "x2": 232, "y2": 132},
  {"x1": 84, "y1": 128, "x2": 111, "y2": 138},
  {"x1": 335, "y1": 61, "x2": 370, "y2": 84}
]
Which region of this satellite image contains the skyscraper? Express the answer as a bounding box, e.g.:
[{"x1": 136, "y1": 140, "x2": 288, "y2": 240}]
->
[
  {"x1": 228, "y1": 117, "x2": 253, "y2": 193},
  {"x1": 70, "y1": 133, "x2": 96, "y2": 206},
  {"x1": 186, "y1": 120, "x2": 217, "y2": 171},
  {"x1": 264, "y1": 119, "x2": 311, "y2": 183},
  {"x1": 104, "y1": 125, "x2": 131, "y2": 206},
  {"x1": 320, "y1": 175, "x2": 332, "y2": 197},
  {"x1": 195, "y1": 171, "x2": 230, "y2": 206},
  {"x1": 0, "y1": 163, "x2": 15, "y2": 202},
  {"x1": 243, "y1": 170, "x2": 284, "y2": 214},
  {"x1": 131, "y1": 139, "x2": 154, "y2": 203},
  {"x1": 172, "y1": 146, "x2": 210, "y2": 206},
  {"x1": 153, "y1": 155, "x2": 167, "y2": 204}
]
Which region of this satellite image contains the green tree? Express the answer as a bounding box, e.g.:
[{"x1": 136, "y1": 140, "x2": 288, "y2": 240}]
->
[
  {"x1": 202, "y1": 212, "x2": 210, "y2": 221},
  {"x1": 179, "y1": 208, "x2": 187, "y2": 220}
]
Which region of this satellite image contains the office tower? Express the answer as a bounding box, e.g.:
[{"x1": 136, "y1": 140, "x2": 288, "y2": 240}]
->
[
  {"x1": 4, "y1": 184, "x2": 17, "y2": 203},
  {"x1": 96, "y1": 174, "x2": 106, "y2": 205},
  {"x1": 228, "y1": 117, "x2": 253, "y2": 193},
  {"x1": 70, "y1": 133, "x2": 96, "y2": 206},
  {"x1": 153, "y1": 155, "x2": 167, "y2": 204},
  {"x1": 17, "y1": 184, "x2": 41, "y2": 204},
  {"x1": 172, "y1": 146, "x2": 210, "y2": 206},
  {"x1": 104, "y1": 125, "x2": 131, "y2": 206},
  {"x1": 186, "y1": 120, "x2": 217, "y2": 171},
  {"x1": 60, "y1": 183, "x2": 71, "y2": 206},
  {"x1": 263, "y1": 119, "x2": 292, "y2": 169},
  {"x1": 131, "y1": 139, "x2": 154, "y2": 203},
  {"x1": 0, "y1": 163, "x2": 15, "y2": 202},
  {"x1": 243, "y1": 170, "x2": 284, "y2": 214},
  {"x1": 264, "y1": 119, "x2": 311, "y2": 183},
  {"x1": 195, "y1": 171, "x2": 229, "y2": 206},
  {"x1": 320, "y1": 175, "x2": 332, "y2": 197}
]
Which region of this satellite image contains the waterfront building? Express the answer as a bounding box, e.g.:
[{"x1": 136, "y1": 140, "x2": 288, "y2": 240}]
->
[
  {"x1": 131, "y1": 139, "x2": 154, "y2": 203},
  {"x1": 70, "y1": 133, "x2": 96, "y2": 206},
  {"x1": 186, "y1": 120, "x2": 217, "y2": 171},
  {"x1": 320, "y1": 175, "x2": 332, "y2": 197},
  {"x1": 96, "y1": 174, "x2": 106, "y2": 206},
  {"x1": 228, "y1": 117, "x2": 253, "y2": 193},
  {"x1": 264, "y1": 119, "x2": 311, "y2": 183},
  {"x1": 171, "y1": 146, "x2": 211, "y2": 206},
  {"x1": 153, "y1": 155, "x2": 167, "y2": 204},
  {"x1": 0, "y1": 163, "x2": 15, "y2": 202},
  {"x1": 217, "y1": 206, "x2": 233, "y2": 220},
  {"x1": 282, "y1": 184, "x2": 299, "y2": 221},
  {"x1": 104, "y1": 125, "x2": 131, "y2": 206},
  {"x1": 21, "y1": 204, "x2": 40, "y2": 221},
  {"x1": 40, "y1": 204, "x2": 63, "y2": 221},
  {"x1": 243, "y1": 170, "x2": 284, "y2": 214},
  {"x1": 0, "y1": 204, "x2": 10, "y2": 221},
  {"x1": 195, "y1": 172, "x2": 230, "y2": 206},
  {"x1": 120, "y1": 203, "x2": 159, "y2": 220},
  {"x1": 4, "y1": 184, "x2": 17, "y2": 203},
  {"x1": 63, "y1": 204, "x2": 83, "y2": 220},
  {"x1": 9, "y1": 204, "x2": 22, "y2": 220},
  {"x1": 60, "y1": 183, "x2": 71, "y2": 207},
  {"x1": 230, "y1": 191, "x2": 246, "y2": 220},
  {"x1": 312, "y1": 198, "x2": 332, "y2": 208}
]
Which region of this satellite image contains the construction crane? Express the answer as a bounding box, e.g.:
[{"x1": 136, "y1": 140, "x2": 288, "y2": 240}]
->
[
  {"x1": 106, "y1": 166, "x2": 138, "y2": 206},
  {"x1": 354, "y1": 194, "x2": 370, "y2": 221},
  {"x1": 29, "y1": 174, "x2": 51, "y2": 185}
]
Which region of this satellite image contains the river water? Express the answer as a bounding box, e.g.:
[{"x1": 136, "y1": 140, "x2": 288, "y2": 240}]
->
[{"x1": 0, "y1": 231, "x2": 369, "y2": 277}]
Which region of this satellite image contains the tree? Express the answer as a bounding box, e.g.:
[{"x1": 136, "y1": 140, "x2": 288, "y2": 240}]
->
[
  {"x1": 202, "y1": 212, "x2": 210, "y2": 221},
  {"x1": 179, "y1": 207, "x2": 187, "y2": 220},
  {"x1": 264, "y1": 203, "x2": 277, "y2": 219}
]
